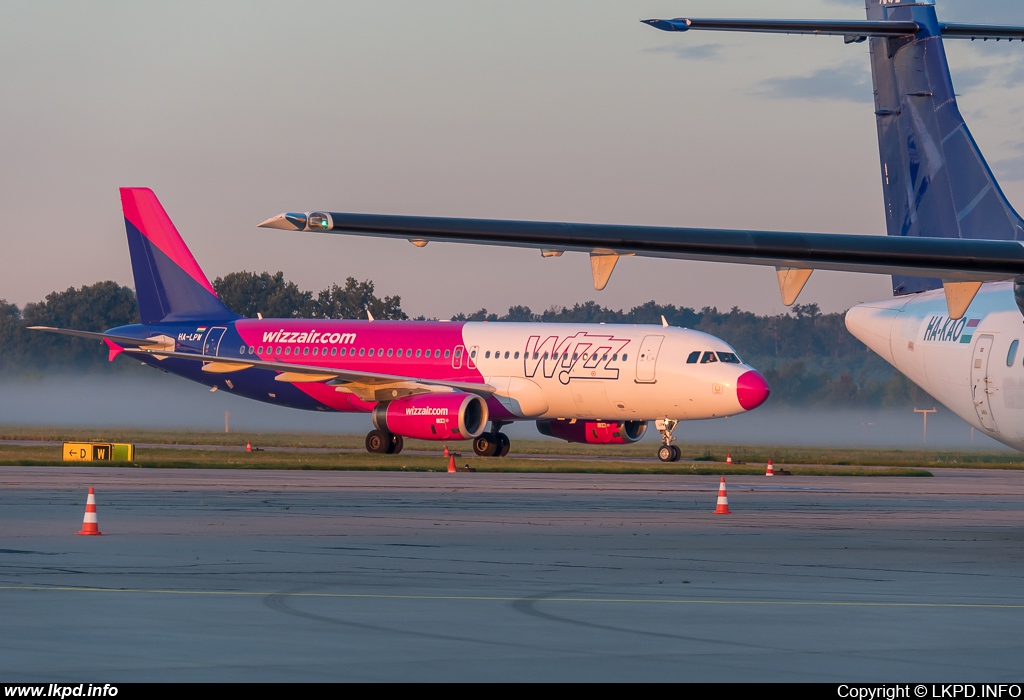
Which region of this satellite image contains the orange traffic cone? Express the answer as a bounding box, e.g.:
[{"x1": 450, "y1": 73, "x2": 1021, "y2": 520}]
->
[
  {"x1": 443, "y1": 445, "x2": 449, "y2": 457},
  {"x1": 726, "y1": 453, "x2": 732, "y2": 465},
  {"x1": 447, "y1": 454, "x2": 457, "y2": 473},
  {"x1": 766, "y1": 459, "x2": 774, "y2": 477},
  {"x1": 77, "y1": 487, "x2": 103, "y2": 535},
  {"x1": 246, "y1": 441, "x2": 252, "y2": 453},
  {"x1": 714, "y1": 477, "x2": 731, "y2": 514}
]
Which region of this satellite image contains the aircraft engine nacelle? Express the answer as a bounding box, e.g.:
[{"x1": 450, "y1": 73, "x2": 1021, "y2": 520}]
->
[
  {"x1": 372, "y1": 392, "x2": 489, "y2": 441},
  {"x1": 536, "y1": 419, "x2": 647, "y2": 445}
]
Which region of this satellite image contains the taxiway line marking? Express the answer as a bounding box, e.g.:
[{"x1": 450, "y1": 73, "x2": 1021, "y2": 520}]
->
[{"x1": 2, "y1": 585, "x2": 1023, "y2": 608}]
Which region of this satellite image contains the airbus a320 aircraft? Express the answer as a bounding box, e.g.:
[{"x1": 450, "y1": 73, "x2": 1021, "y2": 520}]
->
[
  {"x1": 265, "y1": 1, "x2": 1024, "y2": 451},
  {"x1": 32, "y1": 188, "x2": 769, "y2": 461}
]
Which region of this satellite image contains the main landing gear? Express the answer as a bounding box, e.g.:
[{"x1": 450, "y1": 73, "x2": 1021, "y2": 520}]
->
[
  {"x1": 656, "y1": 419, "x2": 681, "y2": 463},
  {"x1": 473, "y1": 421, "x2": 511, "y2": 457},
  {"x1": 365, "y1": 429, "x2": 403, "y2": 455}
]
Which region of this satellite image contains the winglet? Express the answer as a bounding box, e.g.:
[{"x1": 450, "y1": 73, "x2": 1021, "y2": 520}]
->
[{"x1": 104, "y1": 338, "x2": 125, "y2": 362}]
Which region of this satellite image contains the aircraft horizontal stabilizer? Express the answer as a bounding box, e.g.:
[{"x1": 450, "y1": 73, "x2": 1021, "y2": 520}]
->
[
  {"x1": 29, "y1": 327, "x2": 175, "y2": 352},
  {"x1": 641, "y1": 17, "x2": 1024, "y2": 42},
  {"x1": 641, "y1": 18, "x2": 919, "y2": 37}
]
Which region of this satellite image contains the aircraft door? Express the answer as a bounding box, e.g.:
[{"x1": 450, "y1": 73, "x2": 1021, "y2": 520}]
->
[
  {"x1": 971, "y1": 334, "x2": 998, "y2": 432},
  {"x1": 203, "y1": 327, "x2": 227, "y2": 357},
  {"x1": 635, "y1": 335, "x2": 664, "y2": 384}
]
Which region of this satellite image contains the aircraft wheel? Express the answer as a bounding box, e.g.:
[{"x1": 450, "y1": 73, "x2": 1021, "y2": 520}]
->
[
  {"x1": 366, "y1": 429, "x2": 392, "y2": 454},
  {"x1": 388, "y1": 434, "x2": 404, "y2": 455},
  {"x1": 670, "y1": 445, "x2": 681, "y2": 462},
  {"x1": 473, "y1": 435, "x2": 498, "y2": 457},
  {"x1": 658, "y1": 445, "x2": 675, "y2": 462},
  {"x1": 497, "y1": 432, "x2": 511, "y2": 457}
]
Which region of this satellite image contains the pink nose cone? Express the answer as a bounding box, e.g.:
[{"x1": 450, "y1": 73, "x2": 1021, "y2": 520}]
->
[{"x1": 736, "y1": 370, "x2": 770, "y2": 410}]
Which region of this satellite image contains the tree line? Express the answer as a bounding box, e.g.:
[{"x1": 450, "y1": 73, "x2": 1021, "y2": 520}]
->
[{"x1": 0, "y1": 271, "x2": 934, "y2": 407}]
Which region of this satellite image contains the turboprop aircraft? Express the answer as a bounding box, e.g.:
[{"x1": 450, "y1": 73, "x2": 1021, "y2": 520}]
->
[
  {"x1": 31, "y1": 188, "x2": 769, "y2": 462},
  {"x1": 264, "y1": 1, "x2": 1024, "y2": 451}
]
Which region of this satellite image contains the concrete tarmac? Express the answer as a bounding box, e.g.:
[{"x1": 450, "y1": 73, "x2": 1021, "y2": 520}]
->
[{"x1": 2, "y1": 466, "x2": 1023, "y2": 682}]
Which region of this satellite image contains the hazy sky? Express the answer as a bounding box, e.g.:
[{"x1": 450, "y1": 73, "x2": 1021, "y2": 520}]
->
[{"x1": 2, "y1": 0, "x2": 1023, "y2": 319}]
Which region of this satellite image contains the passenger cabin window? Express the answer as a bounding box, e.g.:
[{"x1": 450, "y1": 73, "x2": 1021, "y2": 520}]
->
[
  {"x1": 686, "y1": 351, "x2": 700, "y2": 364},
  {"x1": 332, "y1": 348, "x2": 338, "y2": 356},
  {"x1": 485, "y1": 351, "x2": 491, "y2": 359},
  {"x1": 387, "y1": 348, "x2": 393, "y2": 357},
  {"x1": 700, "y1": 352, "x2": 717, "y2": 363},
  {"x1": 1009, "y1": 340, "x2": 1019, "y2": 367},
  {"x1": 717, "y1": 352, "x2": 740, "y2": 364},
  {"x1": 368, "y1": 348, "x2": 374, "y2": 357},
  {"x1": 444, "y1": 349, "x2": 451, "y2": 358}
]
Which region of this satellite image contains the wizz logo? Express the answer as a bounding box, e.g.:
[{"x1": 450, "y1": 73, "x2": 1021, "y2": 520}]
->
[
  {"x1": 524, "y1": 332, "x2": 629, "y2": 385},
  {"x1": 262, "y1": 330, "x2": 356, "y2": 345}
]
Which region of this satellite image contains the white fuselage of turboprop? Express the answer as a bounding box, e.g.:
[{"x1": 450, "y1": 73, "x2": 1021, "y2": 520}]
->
[{"x1": 846, "y1": 281, "x2": 1024, "y2": 450}]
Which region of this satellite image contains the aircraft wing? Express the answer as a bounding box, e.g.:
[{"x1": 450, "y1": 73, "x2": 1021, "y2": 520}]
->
[
  {"x1": 29, "y1": 326, "x2": 494, "y2": 401},
  {"x1": 259, "y1": 211, "x2": 1024, "y2": 318}
]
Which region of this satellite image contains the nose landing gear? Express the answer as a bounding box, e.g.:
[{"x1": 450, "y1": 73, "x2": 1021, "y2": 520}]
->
[{"x1": 656, "y1": 419, "x2": 681, "y2": 462}]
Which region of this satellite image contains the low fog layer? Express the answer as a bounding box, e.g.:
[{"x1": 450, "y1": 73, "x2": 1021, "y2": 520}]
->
[{"x1": 0, "y1": 374, "x2": 1006, "y2": 451}]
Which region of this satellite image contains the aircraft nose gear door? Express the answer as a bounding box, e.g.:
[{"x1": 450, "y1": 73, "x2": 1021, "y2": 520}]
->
[
  {"x1": 202, "y1": 327, "x2": 227, "y2": 358},
  {"x1": 971, "y1": 334, "x2": 998, "y2": 433},
  {"x1": 635, "y1": 335, "x2": 664, "y2": 384}
]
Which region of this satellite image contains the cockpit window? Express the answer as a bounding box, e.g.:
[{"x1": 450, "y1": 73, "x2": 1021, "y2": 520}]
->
[
  {"x1": 716, "y1": 352, "x2": 741, "y2": 364},
  {"x1": 700, "y1": 351, "x2": 718, "y2": 364},
  {"x1": 686, "y1": 351, "x2": 700, "y2": 364}
]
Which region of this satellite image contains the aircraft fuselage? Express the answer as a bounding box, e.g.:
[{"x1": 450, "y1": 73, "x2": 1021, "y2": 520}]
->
[
  {"x1": 111, "y1": 319, "x2": 763, "y2": 424},
  {"x1": 847, "y1": 281, "x2": 1024, "y2": 450}
]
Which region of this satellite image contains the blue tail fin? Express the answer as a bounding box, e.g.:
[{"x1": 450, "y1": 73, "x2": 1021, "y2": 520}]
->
[
  {"x1": 121, "y1": 188, "x2": 239, "y2": 325},
  {"x1": 865, "y1": 0, "x2": 1024, "y2": 295}
]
